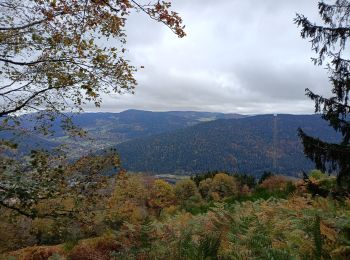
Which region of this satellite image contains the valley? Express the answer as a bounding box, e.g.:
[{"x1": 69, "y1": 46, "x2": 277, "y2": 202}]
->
[{"x1": 2, "y1": 110, "x2": 339, "y2": 177}]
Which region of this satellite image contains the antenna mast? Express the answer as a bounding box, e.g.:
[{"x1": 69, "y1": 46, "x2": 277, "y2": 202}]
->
[{"x1": 273, "y1": 114, "x2": 278, "y2": 170}]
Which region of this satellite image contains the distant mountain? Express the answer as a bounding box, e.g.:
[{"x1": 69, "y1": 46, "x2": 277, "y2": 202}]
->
[
  {"x1": 116, "y1": 114, "x2": 340, "y2": 177},
  {"x1": 1, "y1": 110, "x2": 244, "y2": 155}
]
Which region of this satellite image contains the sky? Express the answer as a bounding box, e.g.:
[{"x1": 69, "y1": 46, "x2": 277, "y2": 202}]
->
[{"x1": 86, "y1": 0, "x2": 332, "y2": 115}]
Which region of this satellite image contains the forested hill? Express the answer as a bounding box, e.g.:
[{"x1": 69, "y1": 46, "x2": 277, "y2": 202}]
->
[
  {"x1": 16, "y1": 109, "x2": 242, "y2": 138},
  {"x1": 1, "y1": 110, "x2": 244, "y2": 155},
  {"x1": 116, "y1": 114, "x2": 340, "y2": 177}
]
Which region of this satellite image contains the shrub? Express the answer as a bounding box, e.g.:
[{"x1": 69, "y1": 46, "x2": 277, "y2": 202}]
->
[
  {"x1": 259, "y1": 175, "x2": 291, "y2": 192},
  {"x1": 199, "y1": 178, "x2": 212, "y2": 199},
  {"x1": 309, "y1": 170, "x2": 337, "y2": 191},
  {"x1": 108, "y1": 174, "x2": 148, "y2": 225},
  {"x1": 68, "y1": 245, "x2": 106, "y2": 260},
  {"x1": 199, "y1": 173, "x2": 239, "y2": 201},
  {"x1": 210, "y1": 173, "x2": 239, "y2": 201},
  {"x1": 258, "y1": 171, "x2": 274, "y2": 184},
  {"x1": 68, "y1": 237, "x2": 119, "y2": 260},
  {"x1": 5, "y1": 246, "x2": 64, "y2": 260},
  {"x1": 191, "y1": 171, "x2": 222, "y2": 186},
  {"x1": 309, "y1": 170, "x2": 326, "y2": 180},
  {"x1": 234, "y1": 173, "x2": 256, "y2": 189},
  {"x1": 147, "y1": 179, "x2": 176, "y2": 216},
  {"x1": 175, "y1": 179, "x2": 200, "y2": 202}
]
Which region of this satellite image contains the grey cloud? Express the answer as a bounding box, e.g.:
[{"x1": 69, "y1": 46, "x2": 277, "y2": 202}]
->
[
  {"x1": 84, "y1": 0, "x2": 332, "y2": 114},
  {"x1": 233, "y1": 61, "x2": 331, "y2": 101}
]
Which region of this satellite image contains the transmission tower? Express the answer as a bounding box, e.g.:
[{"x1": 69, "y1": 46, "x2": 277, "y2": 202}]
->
[{"x1": 272, "y1": 114, "x2": 278, "y2": 170}]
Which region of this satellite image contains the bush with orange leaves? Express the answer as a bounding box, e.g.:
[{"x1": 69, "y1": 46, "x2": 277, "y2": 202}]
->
[
  {"x1": 68, "y1": 235, "x2": 120, "y2": 260},
  {"x1": 259, "y1": 175, "x2": 293, "y2": 192},
  {"x1": 5, "y1": 245, "x2": 64, "y2": 260}
]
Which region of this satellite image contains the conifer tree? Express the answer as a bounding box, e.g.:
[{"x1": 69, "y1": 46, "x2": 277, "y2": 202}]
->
[{"x1": 295, "y1": 1, "x2": 350, "y2": 190}]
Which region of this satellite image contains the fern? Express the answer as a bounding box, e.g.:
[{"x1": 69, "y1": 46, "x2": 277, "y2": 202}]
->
[
  {"x1": 196, "y1": 233, "x2": 221, "y2": 260},
  {"x1": 313, "y1": 215, "x2": 322, "y2": 260},
  {"x1": 140, "y1": 217, "x2": 154, "y2": 250},
  {"x1": 177, "y1": 231, "x2": 221, "y2": 260}
]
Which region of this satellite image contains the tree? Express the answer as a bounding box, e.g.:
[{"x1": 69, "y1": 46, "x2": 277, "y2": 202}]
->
[
  {"x1": 0, "y1": 0, "x2": 185, "y2": 128},
  {"x1": 0, "y1": 0, "x2": 185, "y2": 217},
  {"x1": 295, "y1": 1, "x2": 350, "y2": 190},
  {"x1": 174, "y1": 179, "x2": 202, "y2": 210},
  {"x1": 108, "y1": 172, "x2": 148, "y2": 224},
  {"x1": 191, "y1": 171, "x2": 221, "y2": 186},
  {"x1": 0, "y1": 149, "x2": 119, "y2": 219},
  {"x1": 147, "y1": 179, "x2": 175, "y2": 216},
  {"x1": 258, "y1": 171, "x2": 274, "y2": 184},
  {"x1": 210, "y1": 173, "x2": 238, "y2": 201},
  {"x1": 198, "y1": 178, "x2": 212, "y2": 199},
  {"x1": 233, "y1": 173, "x2": 256, "y2": 189},
  {"x1": 174, "y1": 179, "x2": 200, "y2": 203},
  {"x1": 199, "y1": 173, "x2": 238, "y2": 201}
]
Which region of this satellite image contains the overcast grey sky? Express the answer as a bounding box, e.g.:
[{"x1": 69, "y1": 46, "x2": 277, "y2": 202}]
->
[{"x1": 86, "y1": 0, "x2": 332, "y2": 114}]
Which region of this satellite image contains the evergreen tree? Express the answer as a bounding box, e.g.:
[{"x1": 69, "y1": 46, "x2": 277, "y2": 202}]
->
[{"x1": 295, "y1": 1, "x2": 350, "y2": 190}]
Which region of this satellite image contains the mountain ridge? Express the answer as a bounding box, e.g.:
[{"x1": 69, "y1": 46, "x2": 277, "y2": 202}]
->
[
  {"x1": 116, "y1": 114, "x2": 339, "y2": 177},
  {"x1": 1, "y1": 110, "x2": 245, "y2": 155}
]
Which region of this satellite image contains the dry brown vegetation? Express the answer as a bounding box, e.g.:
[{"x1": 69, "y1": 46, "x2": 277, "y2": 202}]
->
[{"x1": 1, "y1": 172, "x2": 349, "y2": 259}]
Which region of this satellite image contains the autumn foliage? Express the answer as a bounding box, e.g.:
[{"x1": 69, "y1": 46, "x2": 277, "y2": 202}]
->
[
  {"x1": 259, "y1": 175, "x2": 290, "y2": 191},
  {"x1": 0, "y1": 0, "x2": 185, "y2": 132},
  {"x1": 2, "y1": 169, "x2": 349, "y2": 259}
]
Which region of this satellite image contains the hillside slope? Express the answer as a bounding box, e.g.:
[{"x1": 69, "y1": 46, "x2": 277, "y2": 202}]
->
[
  {"x1": 116, "y1": 114, "x2": 340, "y2": 176},
  {"x1": 1, "y1": 110, "x2": 242, "y2": 155}
]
